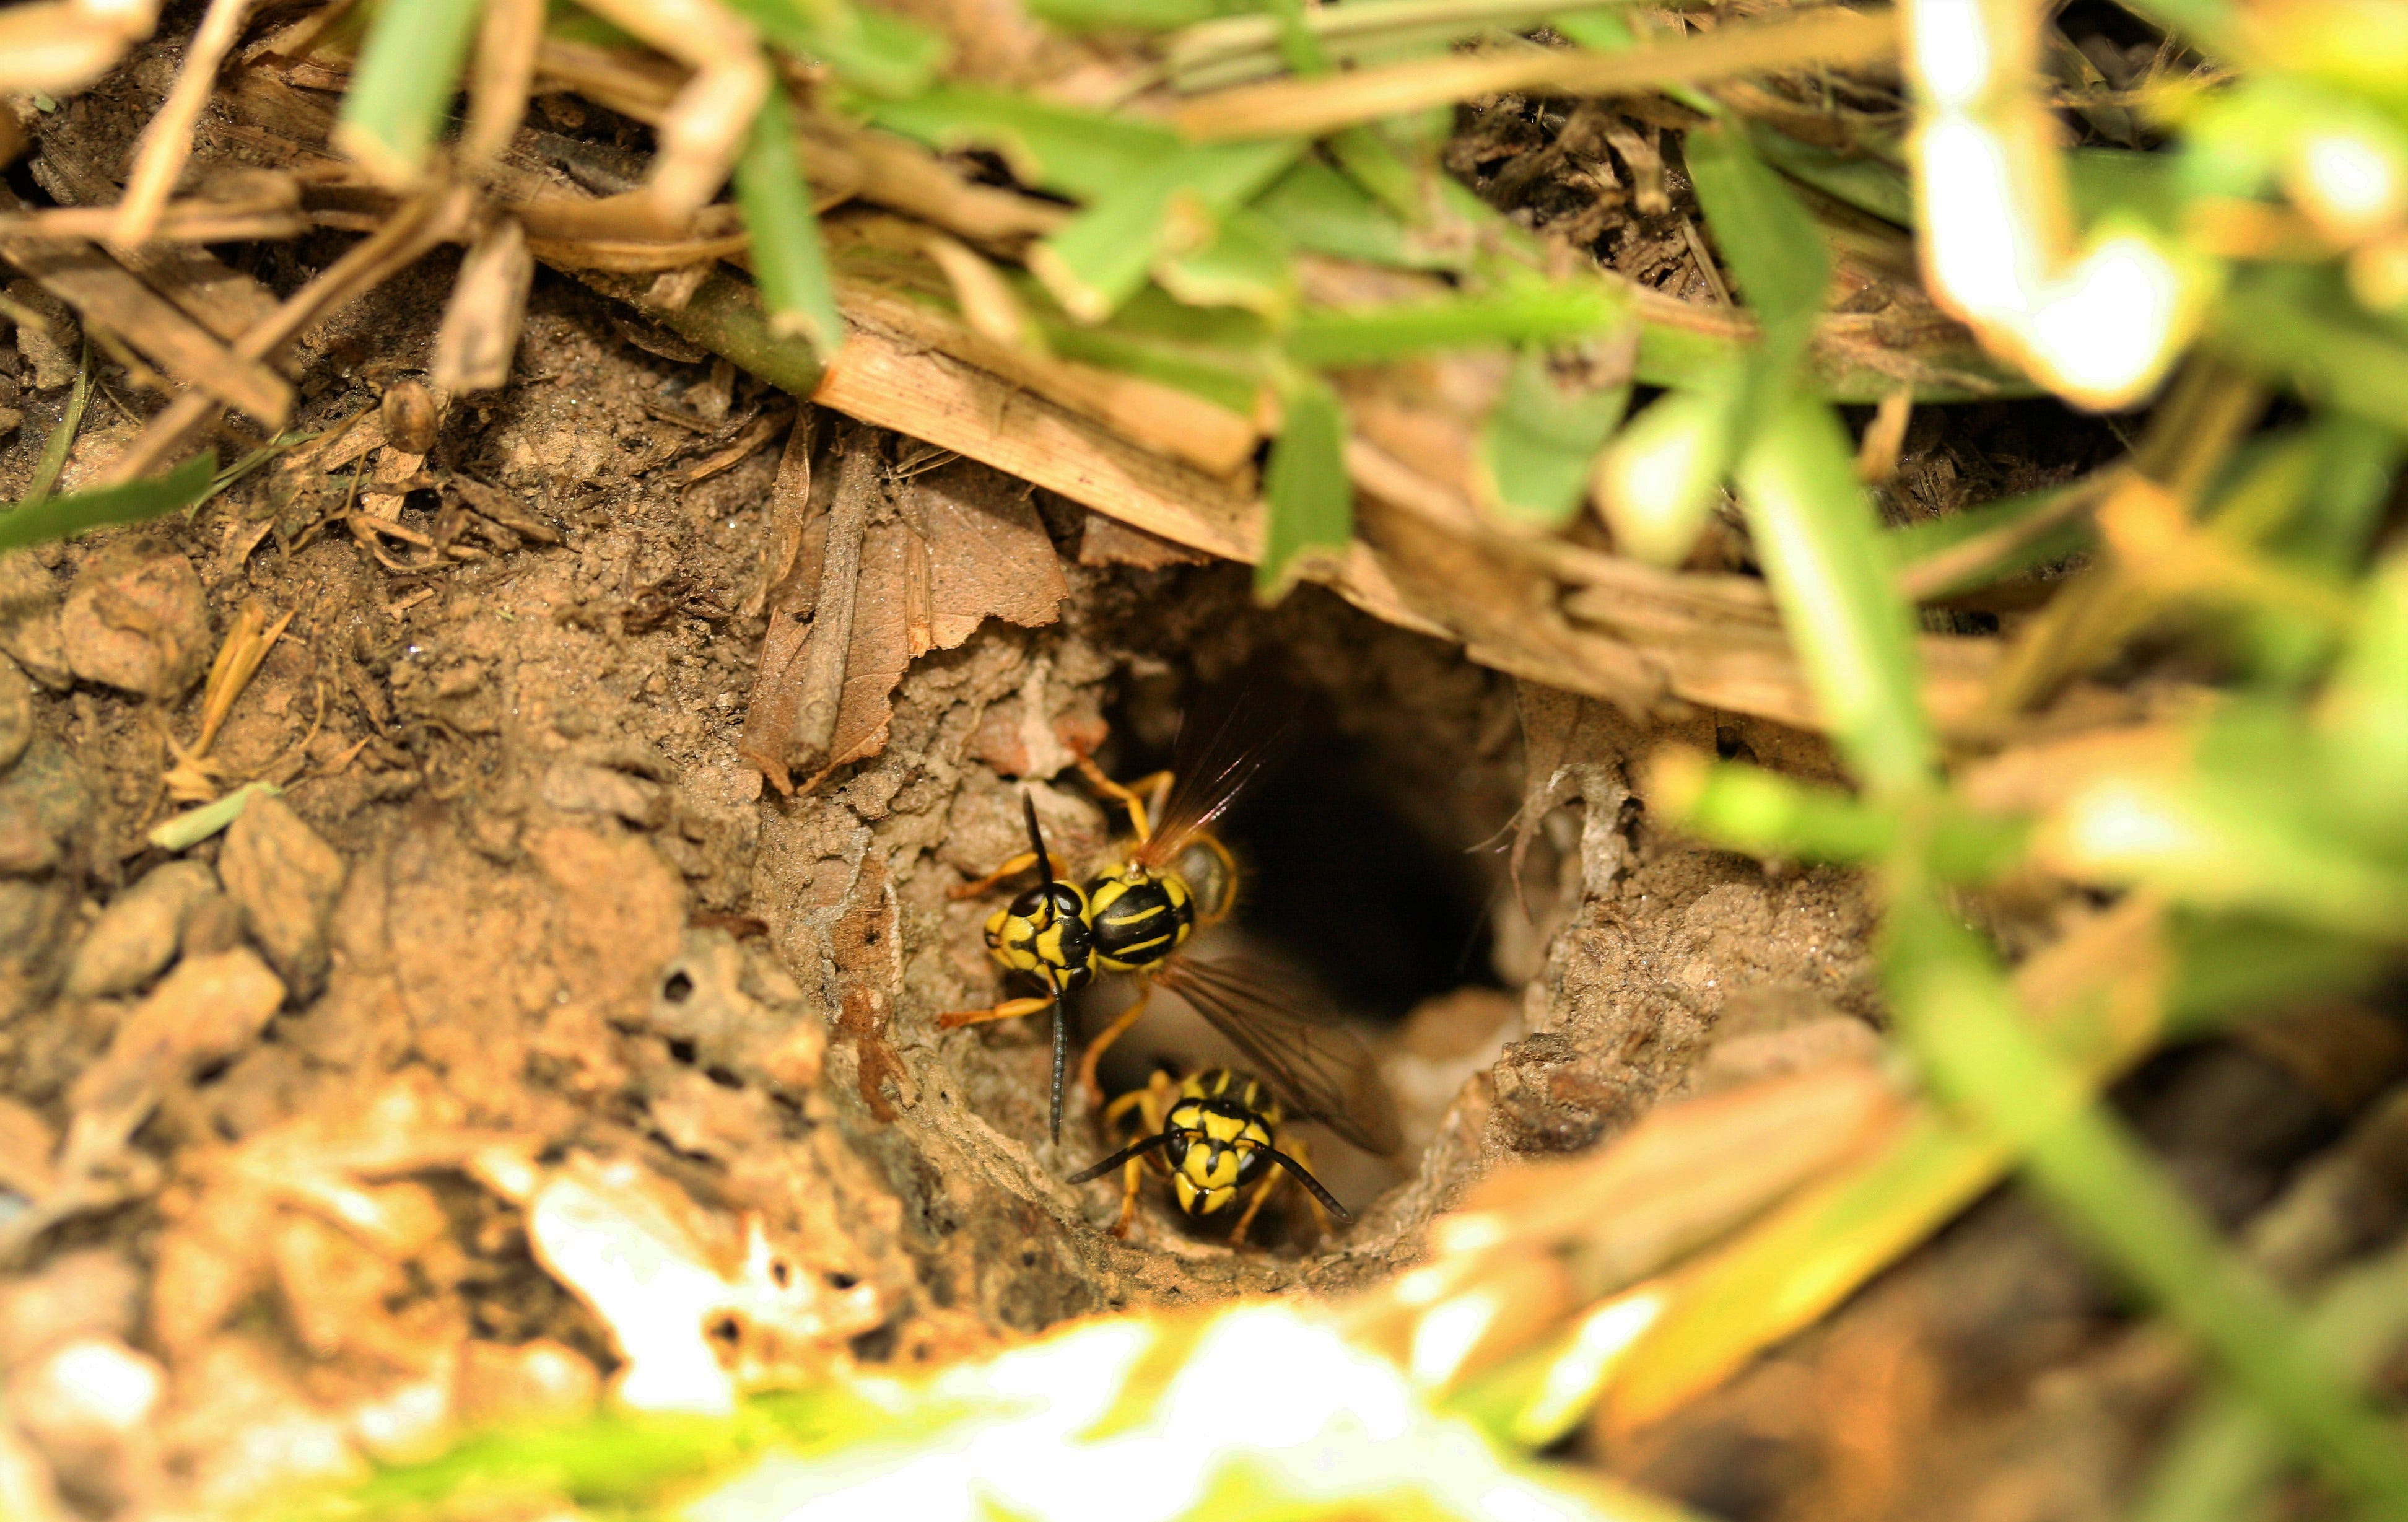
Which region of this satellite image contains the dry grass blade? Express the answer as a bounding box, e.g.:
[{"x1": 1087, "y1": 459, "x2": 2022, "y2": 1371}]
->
[
  {"x1": 569, "y1": 0, "x2": 767, "y2": 220},
  {"x1": 0, "y1": 203, "x2": 291, "y2": 424},
  {"x1": 103, "y1": 186, "x2": 473, "y2": 483},
  {"x1": 1175, "y1": 6, "x2": 1900, "y2": 141},
  {"x1": 462, "y1": 0, "x2": 543, "y2": 172},
  {"x1": 163, "y1": 601, "x2": 294, "y2": 802},
  {"x1": 431, "y1": 215, "x2": 534, "y2": 393},
  {"x1": 0, "y1": 0, "x2": 154, "y2": 94},
  {"x1": 111, "y1": 0, "x2": 251, "y2": 246}
]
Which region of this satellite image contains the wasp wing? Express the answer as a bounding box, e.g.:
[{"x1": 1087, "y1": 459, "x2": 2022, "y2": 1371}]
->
[
  {"x1": 1133, "y1": 680, "x2": 1297, "y2": 871},
  {"x1": 1154, "y1": 956, "x2": 1403, "y2": 1157}
]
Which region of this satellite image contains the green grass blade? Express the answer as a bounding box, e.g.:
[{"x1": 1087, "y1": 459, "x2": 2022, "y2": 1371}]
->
[
  {"x1": 734, "y1": 82, "x2": 844, "y2": 361},
  {"x1": 1683, "y1": 123, "x2": 1828, "y2": 351},
  {"x1": 863, "y1": 89, "x2": 1182, "y2": 201},
  {"x1": 1745, "y1": 121, "x2": 1911, "y2": 228},
  {"x1": 1259, "y1": 373, "x2": 1351, "y2": 597},
  {"x1": 1032, "y1": 141, "x2": 1303, "y2": 323},
  {"x1": 1286, "y1": 279, "x2": 1626, "y2": 366},
  {"x1": 1654, "y1": 752, "x2": 2026, "y2": 881},
  {"x1": 333, "y1": 0, "x2": 483, "y2": 185},
  {"x1": 726, "y1": 0, "x2": 946, "y2": 97},
  {"x1": 1882, "y1": 889, "x2": 2408, "y2": 1519},
  {"x1": 15, "y1": 346, "x2": 90, "y2": 509},
  {"x1": 2135, "y1": 1243, "x2": 2408, "y2": 1522},
  {"x1": 1158, "y1": 206, "x2": 1298, "y2": 318},
  {"x1": 1732, "y1": 396, "x2": 1935, "y2": 798},
  {"x1": 1251, "y1": 157, "x2": 1467, "y2": 270},
  {"x1": 1477, "y1": 344, "x2": 1629, "y2": 528},
  {"x1": 0, "y1": 452, "x2": 217, "y2": 553}
]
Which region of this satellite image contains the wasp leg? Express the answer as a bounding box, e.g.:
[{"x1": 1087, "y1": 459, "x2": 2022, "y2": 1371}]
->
[
  {"x1": 1073, "y1": 755, "x2": 1175, "y2": 846},
  {"x1": 948, "y1": 850, "x2": 1042, "y2": 901},
  {"x1": 1074, "y1": 982, "x2": 1153, "y2": 1103},
  {"x1": 1229, "y1": 1170, "x2": 1280, "y2": 1247},
  {"x1": 1093, "y1": 1079, "x2": 1170, "y2": 1240},
  {"x1": 937, "y1": 995, "x2": 1054, "y2": 1030}
]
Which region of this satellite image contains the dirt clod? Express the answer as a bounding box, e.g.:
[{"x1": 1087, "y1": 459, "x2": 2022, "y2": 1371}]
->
[
  {"x1": 0, "y1": 556, "x2": 70, "y2": 692},
  {"x1": 216, "y1": 795, "x2": 346, "y2": 1000},
  {"x1": 63, "y1": 859, "x2": 218, "y2": 999},
  {"x1": 59, "y1": 539, "x2": 211, "y2": 700},
  {"x1": 0, "y1": 655, "x2": 29, "y2": 772}
]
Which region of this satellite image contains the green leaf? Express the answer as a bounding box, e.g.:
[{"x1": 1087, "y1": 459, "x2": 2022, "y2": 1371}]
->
[
  {"x1": 1683, "y1": 123, "x2": 1829, "y2": 351},
  {"x1": 1158, "y1": 208, "x2": 1298, "y2": 319},
  {"x1": 1745, "y1": 122, "x2": 1912, "y2": 229},
  {"x1": 1286, "y1": 278, "x2": 1626, "y2": 366},
  {"x1": 1476, "y1": 345, "x2": 1630, "y2": 528},
  {"x1": 1031, "y1": 141, "x2": 1303, "y2": 323},
  {"x1": 723, "y1": 0, "x2": 946, "y2": 96},
  {"x1": 862, "y1": 89, "x2": 1182, "y2": 201},
  {"x1": 333, "y1": 0, "x2": 482, "y2": 185},
  {"x1": 1251, "y1": 158, "x2": 1467, "y2": 270},
  {"x1": 0, "y1": 453, "x2": 218, "y2": 553},
  {"x1": 2163, "y1": 912, "x2": 2391, "y2": 1034},
  {"x1": 1259, "y1": 374, "x2": 1351, "y2": 597},
  {"x1": 2210, "y1": 266, "x2": 2408, "y2": 433},
  {"x1": 1732, "y1": 396, "x2": 1935, "y2": 798},
  {"x1": 734, "y1": 82, "x2": 844, "y2": 361},
  {"x1": 1593, "y1": 373, "x2": 1739, "y2": 567}
]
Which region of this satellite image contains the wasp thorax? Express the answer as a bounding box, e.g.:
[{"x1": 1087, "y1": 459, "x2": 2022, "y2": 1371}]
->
[{"x1": 1083, "y1": 867, "x2": 1196, "y2": 970}]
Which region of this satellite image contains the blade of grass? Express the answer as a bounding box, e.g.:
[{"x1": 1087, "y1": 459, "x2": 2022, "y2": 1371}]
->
[
  {"x1": 1649, "y1": 750, "x2": 2026, "y2": 881},
  {"x1": 1477, "y1": 343, "x2": 1630, "y2": 528},
  {"x1": 2136, "y1": 1241, "x2": 2408, "y2": 1522},
  {"x1": 1259, "y1": 372, "x2": 1351, "y2": 597},
  {"x1": 735, "y1": 81, "x2": 844, "y2": 359},
  {"x1": 1030, "y1": 140, "x2": 1302, "y2": 322},
  {"x1": 1732, "y1": 395, "x2": 1935, "y2": 798},
  {"x1": 1173, "y1": 6, "x2": 1899, "y2": 142},
  {"x1": 1286, "y1": 278, "x2": 1626, "y2": 365},
  {"x1": 1882, "y1": 886, "x2": 2408, "y2": 1519},
  {"x1": 15, "y1": 343, "x2": 89, "y2": 509},
  {"x1": 332, "y1": 0, "x2": 483, "y2": 186},
  {"x1": 0, "y1": 452, "x2": 217, "y2": 553}
]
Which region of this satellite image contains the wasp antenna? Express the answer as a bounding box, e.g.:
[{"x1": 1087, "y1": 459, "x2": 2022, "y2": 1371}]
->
[
  {"x1": 1048, "y1": 973, "x2": 1068, "y2": 1144},
  {"x1": 1021, "y1": 791, "x2": 1058, "y2": 892},
  {"x1": 1259, "y1": 1145, "x2": 1352, "y2": 1223},
  {"x1": 1067, "y1": 1130, "x2": 1170, "y2": 1185}
]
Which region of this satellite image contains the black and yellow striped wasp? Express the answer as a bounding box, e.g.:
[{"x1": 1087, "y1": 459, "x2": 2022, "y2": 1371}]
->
[
  {"x1": 942, "y1": 694, "x2": 1402, "y2": 1166},
  {"x1": 1070, "y1": 1067, "x2": 1349, "y2": 1243}
]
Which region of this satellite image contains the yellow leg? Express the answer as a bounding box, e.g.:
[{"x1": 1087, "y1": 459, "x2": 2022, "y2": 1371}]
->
[
  {"x1": 938, "y1": 995, "x2": 1053, "y2": 1030},
  {"x1": 1075, "y1": 756, "x2": 1174, "y2": 845},
  {"x1": 1104, "y1": 1073, "x2": 1172, "y2": 1240},
  {"x1": 1075, "y1": 984, "x2": 1153, "y2": 1103},
  {"x1": 949, "y1": 850, "x2": 1040, "y2": 900},
  {"x1": 1230, "y1": 1173, "x2": 1278, "y2": 1246}
]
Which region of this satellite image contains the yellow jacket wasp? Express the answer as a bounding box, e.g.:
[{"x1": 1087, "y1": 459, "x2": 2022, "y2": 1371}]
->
[
  {"x1": 943, "y1": 694, "x2": 1402, "y2": 1163},
  {"x1": 1069, "y1": 1067, "x2": 1348, "y2": 1243}
]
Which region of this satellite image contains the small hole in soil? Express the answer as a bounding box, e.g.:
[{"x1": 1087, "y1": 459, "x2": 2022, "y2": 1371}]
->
[
  {"x1": 666, "y1": 1038, "x2": 699, "y2": 1065},
  {"x1": 825, "y1": 1271, "x2": 860, "y2": 1290},
  {"x1": 661, "y1": 969, "x2": 695, "y2": 1002}
]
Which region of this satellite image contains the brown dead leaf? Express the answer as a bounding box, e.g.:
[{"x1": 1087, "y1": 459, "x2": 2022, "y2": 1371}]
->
[{"x1": 1079, "y1": 510, "x2": 1210, "y2": 570}]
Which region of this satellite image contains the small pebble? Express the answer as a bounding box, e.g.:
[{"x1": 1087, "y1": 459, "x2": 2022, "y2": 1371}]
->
[
  {"x1": 0, "y1": 653, "x2": 28, "y2": 772},
  {"x1": 179, "y1": 891, "x2": 245, "y2": 959},
  {"x1": 63, "y1": 859, "x2": 217, "y2": 999},
  {"x1": 216, "y1": 794, "x2": 346, "y2": 998},
  {"x1": 0, "y1": 877, "x2": 71, "y2": 1021},
  {"x1": 0, "y1": 797, "x2": 56, "y2": 877},
  {"x1": 0, "y1": 553, "x2": 70, "y2": 691},
  {"x1": 59, "y1": 540, "x2": 210, "y2": 699},
  {"x1": 382, "y1": 378, "x2": 438, "y2": 455}
]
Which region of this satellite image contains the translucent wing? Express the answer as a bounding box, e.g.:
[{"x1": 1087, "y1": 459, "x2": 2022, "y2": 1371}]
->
[
  {"x1": 1134, "y1": 681, "x2": 1297, "y2": 871},
  {"x1": 1154, "y1": 956, "x2": 1403, "y2": 1157}
]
